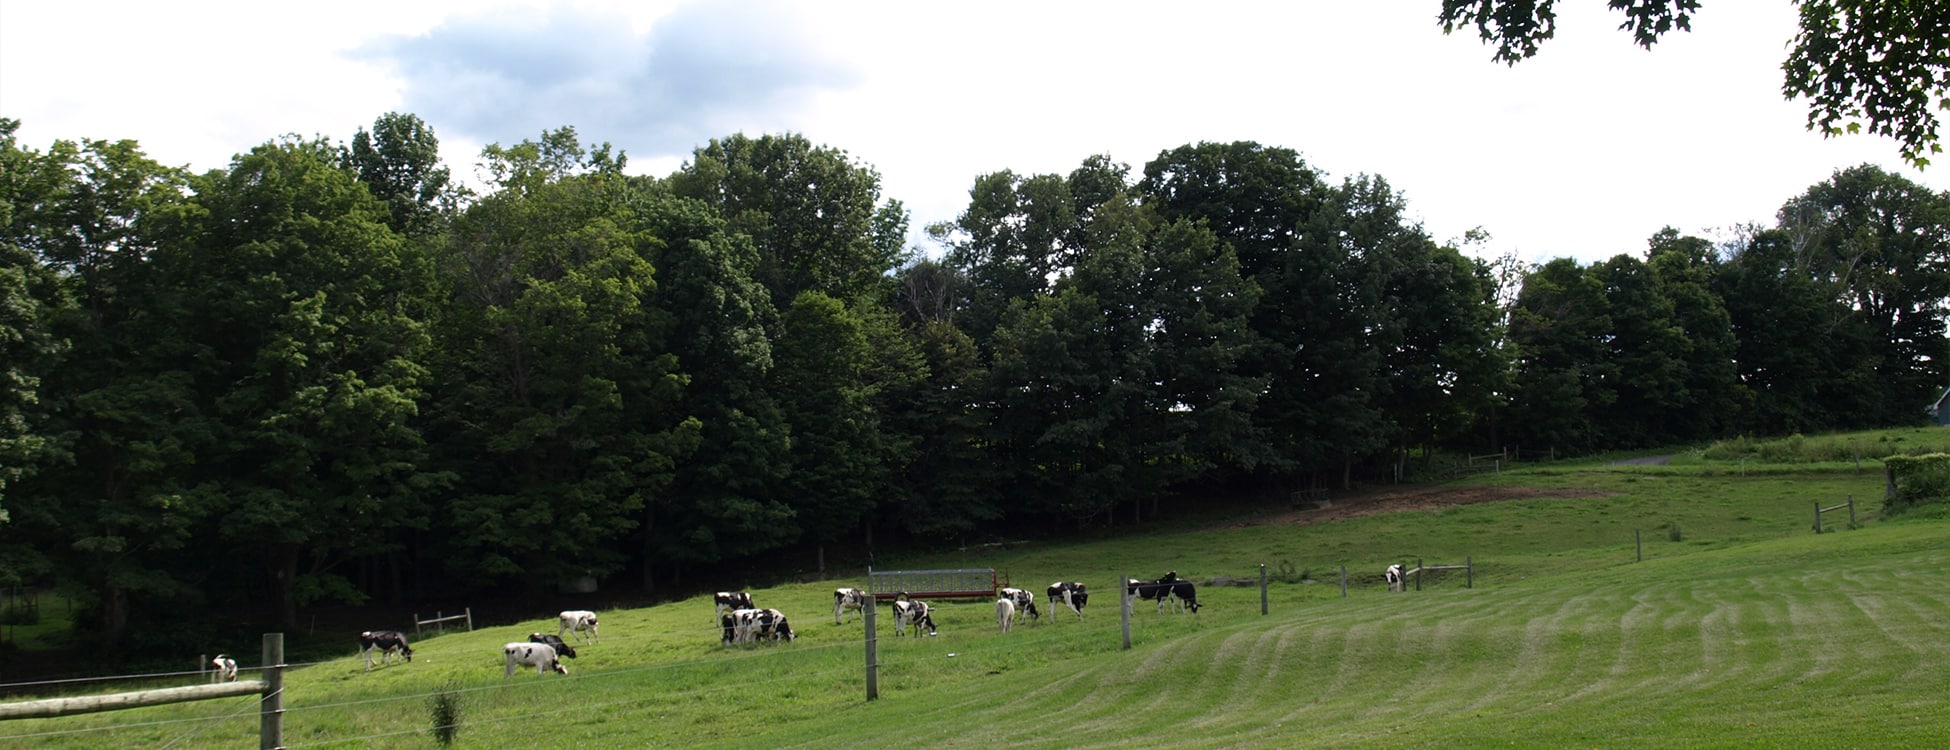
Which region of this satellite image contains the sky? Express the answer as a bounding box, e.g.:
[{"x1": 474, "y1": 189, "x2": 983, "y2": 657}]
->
[{"x1": 3, "y1": 0, "x2": 1943, "y2": 266}]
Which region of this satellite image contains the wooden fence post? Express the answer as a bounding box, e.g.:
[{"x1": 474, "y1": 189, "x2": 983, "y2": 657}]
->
[
  {"x1": 1339, "y1": 565, "x2": 1347, "y2": 599},
  {"x1": 1636, "y1": 529, "x2": 1643, "y2": 563},
  {"x1": 1120, "y1": 575, "x2": 1132, "y2": 651},
  {"x1": 864, "y1": 597, "x2": 878, "y2": 701},
  {"x1": 1259, "y1": 564, "x2": 1268, "y2": 616},
  {"x1": 1466, "y1": 557, "x2": 1473, "y2": 589},
  {"x1": 261, "y1": 632, "x2": 283, "y2": 750}
]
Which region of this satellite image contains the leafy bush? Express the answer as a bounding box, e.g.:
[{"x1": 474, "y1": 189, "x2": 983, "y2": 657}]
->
[
  {"x1": 429, "y1": 679, "x2": 464, "y2": 747},
  {"x1": 1885, "y1": 454, "x2": 1950, "y2": 515}
]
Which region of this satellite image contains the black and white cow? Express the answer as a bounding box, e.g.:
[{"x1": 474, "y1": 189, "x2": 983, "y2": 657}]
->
[
  {"x1": 504, "y1": 642, "x2": 568, "y2": 676},
  {"x1": 891, "y1": 599, "x2": 937, "y2": 636},
  {"x1": 1047, "y1": 582, "x2": 1089, "y2": 620},
  {"x1": 559, "y1": 610, "x2": 600, "y2": 643},
  {"x1": 721, "y1": 608, "x2": 795, "y2": 644},
  {"x1": 721, "y1": 609, "x2": 755, "y2": 644},
  {"x1": 998, "y1": 587, "x2": 1040, "y2": 624},
  {"x1": 358, "y1": 630, "x2": 413, "y2": 671},
  {"x1": 750, "y1": 608, "x2": 795, "y2": 642},
  {"x1": 212, "y1": 654, "x2": 238, "y2": 682},
  {"x1": 528, "y1": 632, "x2": 577, "y2": 659},
  {"x1": 1385, "y1": 564, "x2": 1405, "y2": 592},
  {"x1": 715, "y1": 592, "x2": 755, "y2": 622},
  {"x1": 1127, "y1": 571, "x2": 1201, "y2": 614},
  {"x1": 834, "y1": 587, "x2": 870, "y2": 624}
]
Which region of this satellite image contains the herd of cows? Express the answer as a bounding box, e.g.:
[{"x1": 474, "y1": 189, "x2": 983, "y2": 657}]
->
[
  {"x1": 337, "y1": 610, "x2": 600, "y2": 679},
  {"x1": 311, "y1": 568, "x2": 1404, "y2": 680}
]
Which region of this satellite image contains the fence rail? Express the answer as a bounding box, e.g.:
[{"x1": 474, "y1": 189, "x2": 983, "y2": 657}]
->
[
  {"x1": 414, "y1": 608, "x2": 473, "y2": 635},
  {"x1": 866, "y1": 567, "x2": 999, "y2": 600}
]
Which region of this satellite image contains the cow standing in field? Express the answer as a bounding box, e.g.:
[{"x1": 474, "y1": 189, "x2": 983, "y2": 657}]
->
[
  {"x1": 504, "y1": 642, "x2": 568, "y2": 675},
  {"x1": 721, "y1": 609, "x2": 755, "y2": 644},
  {"x1": 358, "y1": 630, "x2": 414, "y2": 671},
  {"x1": 892, "y1": 599, "x2": 937, "y2": 636},
  {"x1": 1047, "y1": 582, "x2": 1088, "y2": 620},
  {"x1": 715, "y1": 592, "x2": 755, "y2": 622},
  {"x1": 998, "y1": 587, "x2": 1040, "y2": 624},
  {"x1": 996, "y1": 597, "x2": 1016, "y2": 633},
  {"x1": 559, "y1": 610, "x2": 600, "y2": 643},
  {"x1": 834, "y1": 587, "x2": 870, "y2": 624},
  {"x1": 212, "y1": 654, "x2": 238, "y2": 682},
  {"x1": 1385, "y1": 564, "x2": 1405, "y2": 592}
]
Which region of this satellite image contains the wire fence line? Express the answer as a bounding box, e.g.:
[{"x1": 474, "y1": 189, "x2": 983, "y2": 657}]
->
[{"x1": 157, "y1": 690, "x2": 271, "y2": 750}]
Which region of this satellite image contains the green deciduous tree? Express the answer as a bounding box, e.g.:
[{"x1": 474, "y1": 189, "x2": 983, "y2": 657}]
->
[
  {"x1": 0, "y1": 127, "x2": 205, "y2": 653},
  {"x1": 671, "y1": 133, "x2": 906, "y2": 309},
  {"x1": 170, "y1": 137, "x2": 444, "y2": 628},
  {"x1": 344, "y1": 112, "x2": 456, "y2": 238},
  {"x1": 429, "y1": 131, "x2": 689, "y2": 596}
]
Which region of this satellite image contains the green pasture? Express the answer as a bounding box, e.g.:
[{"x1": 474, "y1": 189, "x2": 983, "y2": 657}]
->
[{"x1": 4, "y1": 428, "x2": 1948, "y2": 748}]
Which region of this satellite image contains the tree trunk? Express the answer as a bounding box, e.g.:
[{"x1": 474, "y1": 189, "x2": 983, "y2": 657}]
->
[
  {"x1": 99, "y1": 581, "x2": 128, "y2": 659},
  {"x1": 274, "y1": 544, "x2": 301, "y2": 631}
]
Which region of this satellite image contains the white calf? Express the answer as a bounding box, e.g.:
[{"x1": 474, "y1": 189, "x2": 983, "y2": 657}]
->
[
  {"x1": 996, "y1": 597, "x2": 1015, "y2": 633},
  {"x1": 504, "y1": 642, "x2": 568, "y2": 676},
  {"x1": 559, "y1": 610, "x2": 600, "y2": 643},
  {"x1": 212, "y1": 654, "x2": 238, "y2": 682}
]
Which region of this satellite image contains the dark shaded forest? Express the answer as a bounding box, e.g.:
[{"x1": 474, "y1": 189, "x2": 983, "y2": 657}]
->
[{"x1": 2, "y1": 114, "x2": 1945, "y2": 658}]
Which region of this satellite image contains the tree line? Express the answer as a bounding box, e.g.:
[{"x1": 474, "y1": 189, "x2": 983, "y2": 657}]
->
[{"x1": 2, "y1": 114, "x2": 1945, "y2": 655}]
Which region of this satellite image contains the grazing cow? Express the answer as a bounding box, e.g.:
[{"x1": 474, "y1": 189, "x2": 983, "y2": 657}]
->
[
  {"x1": 750, "y1": 608, "x2": 796, "y2": 642},
  {"x1": 1047, "y1": 582, "x2": 1089, "y2": 620},
  {"x1": 996, "y1": 597, "x2": 1016, "y2": 633},
  {"x1": 528, "y1": 632, "x2": 577, "y2": 659},
  {"x1": 559, "y1": 610, "x2": 600, "y2": 643},
  {"x1": 212, "y1": 654, "x2": 238, "y2": 682},
  {"x1": 504, "y1": 642, "x2": 568, "y2": 676},
  {"x1": 1385, "y1": 564, "x2": 1405, "y2": 592},
  {"x1": 715, "y1": 592, "x2": 755, "y2": 622},
  {"x1": 998, "y1": 587, "x2": 1040, "y2": 624},
  {"x1": 1128, "y1": 571, "x2": 1201, "y2": 614},
  {"x1": 834, "y1": 587, "x2": 870, "y2": 624},
  {"x1": 358, "y1": 630, "x2": 414, "y2": 671},
  {"x1": 721, "y1": 609, "x2": 755, "y2": 644},
  {"x1": 891, "y1": 599, "x2": 937, "y2": 636}
]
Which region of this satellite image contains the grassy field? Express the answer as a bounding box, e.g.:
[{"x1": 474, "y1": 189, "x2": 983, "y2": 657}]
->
[{"x1": 4, "y1": 428, "x2": 1948, "y2": 748}]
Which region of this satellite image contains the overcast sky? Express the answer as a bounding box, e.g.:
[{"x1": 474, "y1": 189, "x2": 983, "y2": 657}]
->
[{"x1": 4, "y1": 1, "x2": 1942, "y2": 265}]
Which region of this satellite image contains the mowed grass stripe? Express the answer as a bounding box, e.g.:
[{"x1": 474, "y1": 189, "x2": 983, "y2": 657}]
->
[{"x1": 744, "y1": 526, "x2": 1950, "y2": 749}]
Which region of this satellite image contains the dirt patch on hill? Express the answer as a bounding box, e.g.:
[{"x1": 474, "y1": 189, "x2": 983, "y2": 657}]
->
[{"x1": 1229, "y1": 484, "x2": 1613, "y2": 528}]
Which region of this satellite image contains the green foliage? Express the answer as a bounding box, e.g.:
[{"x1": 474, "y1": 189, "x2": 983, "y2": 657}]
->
[
  {"x1": 1884, "y1": 453, "x2": 1950, "y2": 515},
  {"x1": 428, "y1": 679, "x2": 463, "y2": 747}
]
